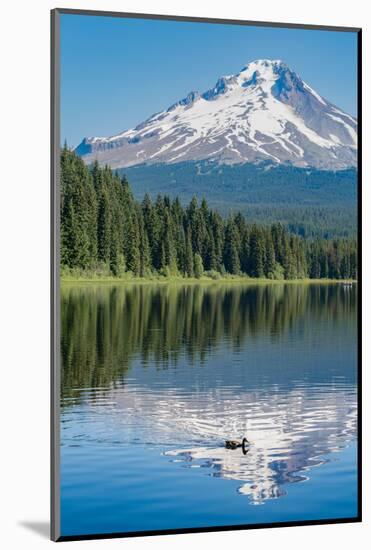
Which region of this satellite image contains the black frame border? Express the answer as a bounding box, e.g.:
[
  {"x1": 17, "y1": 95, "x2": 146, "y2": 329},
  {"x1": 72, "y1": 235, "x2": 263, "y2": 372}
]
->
[{"x1": 51, "y1": 8, "x2": 362, "y2": 543}]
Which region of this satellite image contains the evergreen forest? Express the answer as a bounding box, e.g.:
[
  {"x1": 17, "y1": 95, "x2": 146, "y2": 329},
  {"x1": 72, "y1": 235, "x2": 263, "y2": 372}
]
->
[{"x1": 61, "y1": 147, "x2": 357, "y2": 280}]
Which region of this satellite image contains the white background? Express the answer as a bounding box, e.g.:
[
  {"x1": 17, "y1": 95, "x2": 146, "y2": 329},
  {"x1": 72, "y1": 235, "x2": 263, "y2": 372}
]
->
[{"x1": 0, "y1": 0, "x2": 369, "y2": 548}]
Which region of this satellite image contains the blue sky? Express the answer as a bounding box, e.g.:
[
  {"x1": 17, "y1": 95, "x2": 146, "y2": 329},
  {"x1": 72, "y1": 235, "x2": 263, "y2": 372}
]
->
[{"x1": 61, "y1": 14, "x2": 358, "y2": 147}]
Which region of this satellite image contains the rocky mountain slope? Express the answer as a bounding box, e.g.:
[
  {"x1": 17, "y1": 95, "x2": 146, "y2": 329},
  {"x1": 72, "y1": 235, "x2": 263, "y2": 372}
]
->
[{"x1": 76, "y1": 59, "x2": 357, "y2": 170}]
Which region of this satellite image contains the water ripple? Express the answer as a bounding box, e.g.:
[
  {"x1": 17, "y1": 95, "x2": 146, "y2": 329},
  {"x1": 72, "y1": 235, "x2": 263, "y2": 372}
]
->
[{"x1": 61, "y1": 380, "x2": 356, "y2": 505}]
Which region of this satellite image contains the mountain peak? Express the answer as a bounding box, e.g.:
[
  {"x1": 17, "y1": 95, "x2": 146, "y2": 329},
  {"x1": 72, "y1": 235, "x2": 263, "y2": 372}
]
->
[
  {"x1": 75, "y1": 58, "x2": 357, "y2": 170},
  {"x1": 242, "y1": 58, "x2": 284, "y2": 69},
  {"x1": 238, "y1": 59, "x2": 296, "y2": 86},
  {"x1": 240, "y1": 59, "x2": 287, "y2": 76}
]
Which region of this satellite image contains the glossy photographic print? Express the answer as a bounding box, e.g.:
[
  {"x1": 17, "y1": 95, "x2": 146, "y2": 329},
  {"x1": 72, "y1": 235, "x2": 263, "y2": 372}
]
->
[{"x1": 51, "y1": 9, "x2": 361, "y2": 541}]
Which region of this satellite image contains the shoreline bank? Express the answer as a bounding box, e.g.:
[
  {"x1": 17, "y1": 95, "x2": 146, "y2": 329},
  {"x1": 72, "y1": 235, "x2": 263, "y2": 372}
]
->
[{"x1": 61, "y1": 276, "x2": 357, "y2": 286}]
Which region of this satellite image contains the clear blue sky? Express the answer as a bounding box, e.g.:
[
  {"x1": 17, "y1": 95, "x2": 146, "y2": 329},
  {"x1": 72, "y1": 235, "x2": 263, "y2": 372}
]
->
[{"x1": 60, "y1": 13, "x2": 358, "y2": 147}]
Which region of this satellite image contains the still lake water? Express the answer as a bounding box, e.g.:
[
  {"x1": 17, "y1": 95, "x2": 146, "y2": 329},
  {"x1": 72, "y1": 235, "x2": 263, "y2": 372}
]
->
[{"x1": 60, "y1": 283, "x2": 358, "y2": 536}]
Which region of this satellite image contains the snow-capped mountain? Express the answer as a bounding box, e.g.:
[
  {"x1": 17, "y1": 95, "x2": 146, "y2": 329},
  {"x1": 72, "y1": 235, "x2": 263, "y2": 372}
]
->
[{"x1": 75, "y1": 59, "x2": 357, "y2": 170}]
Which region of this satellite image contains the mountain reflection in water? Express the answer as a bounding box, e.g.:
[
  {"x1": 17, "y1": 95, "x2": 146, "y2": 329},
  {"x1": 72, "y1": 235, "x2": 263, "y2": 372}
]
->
[{"x1": 61, "y1": 283, "x2": 357, "y2": 506}]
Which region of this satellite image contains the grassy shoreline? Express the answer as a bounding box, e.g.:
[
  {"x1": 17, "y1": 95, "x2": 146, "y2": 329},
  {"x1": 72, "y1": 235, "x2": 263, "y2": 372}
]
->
[{"x1": 61, "y1": 275, "x2": 356, "y2": 286}]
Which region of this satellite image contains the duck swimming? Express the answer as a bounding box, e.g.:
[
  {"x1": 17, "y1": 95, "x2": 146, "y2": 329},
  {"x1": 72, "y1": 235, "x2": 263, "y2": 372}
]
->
[{"x1": 225, "y1": 437, "x2": 249, "y2": 454}]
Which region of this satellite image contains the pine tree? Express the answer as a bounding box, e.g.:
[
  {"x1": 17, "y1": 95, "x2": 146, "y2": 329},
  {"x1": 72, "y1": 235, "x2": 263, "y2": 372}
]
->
[
  {"x1": 207, "y1": 233, "x2": 218, "y2": 271},
  {"x1": 126, "y1": 213, "x2": 140, "y2": 275},
  {"x1": 171, "y1": 197, "x2": 185, "y2": 272},
  {"x1": 271, "y1": 223, "x2": 284, "y2": 265},
  {"x1": 240, "y1": 231, "x2": 250, "y2": 274},
  {"x1": 163, "y1": 209, "x2": 176, "y2": 269},
  {"x1": 211, "y1": 212, "x2": 224, "y2": 271},
  {"x1": 185, "y1": 228, "x2": 194, "y2": 277},
  {"x1": 224, "y1": 218, "x2": 240, "y2": 274},
  {"x1": 142, "y1": 193, "x2": 161, "y2": 270},
  {"x1": 265, "y1": 231, "x2": 276, "y2": 278},
  {"x1": 194, "y1": 253, "x2": 204, "y2": 279},
  {"x1": 137, "y1": 206, "x2": 151, "y2": 277},
  {"x1": 282, "y1": 231, "x2": 296, "y2": 279},
  {"x1": 97, "y1": 186, "x2": 111, "y2": 265},
  {"x1": 249, "y1": 226, "x2": 264, "y2": 278}
]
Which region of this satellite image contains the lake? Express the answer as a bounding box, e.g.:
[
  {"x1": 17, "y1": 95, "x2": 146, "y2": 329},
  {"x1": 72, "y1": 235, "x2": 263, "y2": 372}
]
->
[{"x1": 60, "y1": 282, "x2": 358, "y2": 537}]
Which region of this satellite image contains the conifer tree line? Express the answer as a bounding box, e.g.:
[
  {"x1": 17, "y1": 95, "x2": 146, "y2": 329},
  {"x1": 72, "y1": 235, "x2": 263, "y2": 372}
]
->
[{"x1": 61, "y1": 147, "x2": 357, "y2": 280}]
